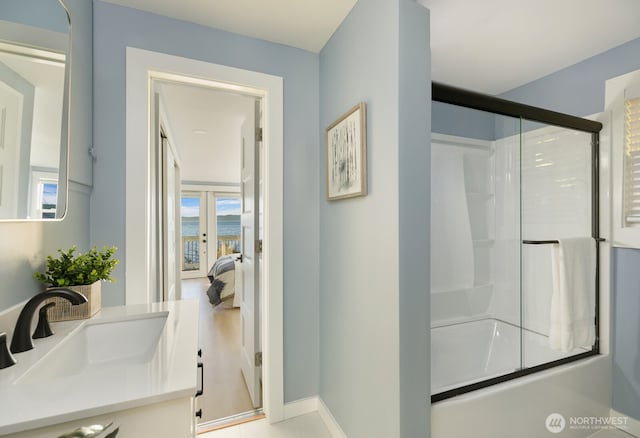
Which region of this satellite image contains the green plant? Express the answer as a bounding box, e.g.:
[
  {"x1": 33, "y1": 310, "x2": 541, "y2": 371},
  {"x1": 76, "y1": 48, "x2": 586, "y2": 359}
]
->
[{"x1": 34, "y1": 246, "x2": 119, "y2": 287}]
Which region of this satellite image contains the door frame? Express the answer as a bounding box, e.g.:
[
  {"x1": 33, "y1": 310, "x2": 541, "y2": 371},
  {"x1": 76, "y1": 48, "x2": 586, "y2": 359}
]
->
[{"x1": 125, "y1": 47, "x2": 284, "y2": 422}]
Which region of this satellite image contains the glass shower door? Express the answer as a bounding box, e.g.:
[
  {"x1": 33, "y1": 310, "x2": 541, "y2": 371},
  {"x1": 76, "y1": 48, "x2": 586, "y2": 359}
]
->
[
  {"x1": 430, "y1": 82, "x2": 601, "y2": 402},
  {"x1": 520, "y1": 120, "x2": 596, "y2": 369},
  {"x1": 430, "y1": 102, "x2": 523, "y2": 396}
]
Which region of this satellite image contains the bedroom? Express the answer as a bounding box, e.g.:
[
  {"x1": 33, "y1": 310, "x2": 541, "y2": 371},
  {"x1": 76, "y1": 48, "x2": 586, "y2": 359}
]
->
[{"x1": 156, "y1": 79, "x2": 263, "y2": 428}]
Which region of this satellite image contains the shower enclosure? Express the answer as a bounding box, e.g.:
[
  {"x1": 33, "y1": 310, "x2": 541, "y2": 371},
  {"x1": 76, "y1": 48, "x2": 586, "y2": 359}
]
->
[{"x1": 430, "y1": 84, "x2": 603, "y2": 402}]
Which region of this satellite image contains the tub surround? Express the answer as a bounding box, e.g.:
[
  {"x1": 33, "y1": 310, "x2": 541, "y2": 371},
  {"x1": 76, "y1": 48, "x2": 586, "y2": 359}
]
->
[
  {"x1": 432, "y1": 355, "x2": 611, "y2": 438},
  {"x1": 0, "y1": 299, "x2": 198, "y2": 435}
]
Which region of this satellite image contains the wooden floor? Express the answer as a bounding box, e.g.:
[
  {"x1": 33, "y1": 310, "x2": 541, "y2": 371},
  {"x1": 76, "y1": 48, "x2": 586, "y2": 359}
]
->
[{"x1": 182, "y1": 278, "x2": 255, "y2": 424}]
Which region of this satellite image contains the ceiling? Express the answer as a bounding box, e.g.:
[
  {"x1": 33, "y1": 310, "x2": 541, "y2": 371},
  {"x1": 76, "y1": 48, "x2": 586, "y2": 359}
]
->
[
  {"x1": 114, "y1": 0, "x2": 640, "y2": 171},
  {"x1": 157, "y1": 82, "x2": 253, "y2": 184},
  {"x1": 421, "y1": 0, "x2": 640, "y2": 94},
  {"x1": 101, "y1": 0, "x2": 357, "y2": 53},
  {"x1": 106, "y1": 0, "x2": 640, "y2": 94}
]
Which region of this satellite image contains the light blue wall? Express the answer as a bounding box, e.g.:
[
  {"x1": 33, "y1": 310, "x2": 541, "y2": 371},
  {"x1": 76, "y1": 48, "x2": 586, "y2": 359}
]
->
[
  {"x1": 498, "y1": 36, "x2": 640, "y2": 421},
  {"x1": 319, "y1": 0, "x2": 430, "y2": 436},
  {"x1": 432, "y1": 101, "x2": 496, "y2": 140},
  {"x1": 0, "y1": 0, "x2": 69, "y2": 33},
  {"x1": 398, "y1": 1, "x2": 430, "y2": 436},
  {"x1": 612, "y1": 249, "x2": 640, "y2": 420},
  {"x1": 0, "y1": 0, "x2": 92, "y2": 315},
  {"x1": 501, "y1": 37, "x2": 640, "y2": 118},
  {"x1": 92, "y1": 0, "x2": 319, "y2": 403}
]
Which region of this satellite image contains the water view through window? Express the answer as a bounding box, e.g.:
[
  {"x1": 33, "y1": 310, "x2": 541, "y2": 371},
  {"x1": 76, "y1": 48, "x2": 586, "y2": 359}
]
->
[
  {"x1": 180, "y1": 195, "x2": 241, "y2": 272},
  {"x1": 181, "y1": 195, "x2": 201, "y2": 272},
  {"x1": 216, "y1": 197, "x2": 240, "y2": 258}
]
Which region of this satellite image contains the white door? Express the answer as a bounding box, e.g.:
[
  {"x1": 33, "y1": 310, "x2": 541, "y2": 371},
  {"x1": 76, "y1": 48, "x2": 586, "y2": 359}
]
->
[
  {"x1": 162, "y1": 135, "x2": 181, "y2": 300},
  {"x1": 151, "y1": 94, "x2": 163, "y2": 302},
  {"x1": 239, "y1": 98, "x2": 261, "y2": 408},
  {"x1": 0, "y1": 83, "x2": 23, "y2": 218}
]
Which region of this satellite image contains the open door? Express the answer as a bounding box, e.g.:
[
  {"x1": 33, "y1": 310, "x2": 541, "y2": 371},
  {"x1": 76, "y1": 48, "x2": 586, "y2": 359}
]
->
[
  {"x1": 239, "y1": 97, "x2": 262, "y2": 408},
  {"x1": 162, "y1": 134, "x2": 181, "y2": 301},
  {"x1": 153, "y1": 90, "x2": 182, "y2": 302}
]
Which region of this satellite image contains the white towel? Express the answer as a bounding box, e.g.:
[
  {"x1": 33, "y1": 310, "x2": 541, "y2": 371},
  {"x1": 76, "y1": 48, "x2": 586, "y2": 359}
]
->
[{"x1": 549, "y1": 237, "x2": 596, "y2": 352}]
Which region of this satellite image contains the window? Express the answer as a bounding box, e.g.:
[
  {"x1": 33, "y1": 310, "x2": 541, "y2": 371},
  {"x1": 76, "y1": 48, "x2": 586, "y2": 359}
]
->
[
  {"x1": 606, "y1": 68, "x2": 640, "y2": 247},
  {"x1": 180, "y1": 194, "x2": 203, "y2": 272},
  {"x1": 29, "y1": 170, "x2": 58, "y2": 219},
  {"x1": 624, "y1": 96, "x2": 640, "y2": 225},
  {"x1": 215, "y1": 196, "x2": 240, "y2": 258}
]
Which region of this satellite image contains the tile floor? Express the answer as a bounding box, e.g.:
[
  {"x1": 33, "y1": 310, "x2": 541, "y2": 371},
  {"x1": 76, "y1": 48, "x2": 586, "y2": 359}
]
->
[
  {"x1": 199, "y1": 413, "x2": 638, "y2": 438},
  {"x1": 199, "y1": 413, "x2": 332, "y2": 438},
  {"x1": 588, "y1": 429, "x2": 638, "y2": 437}
]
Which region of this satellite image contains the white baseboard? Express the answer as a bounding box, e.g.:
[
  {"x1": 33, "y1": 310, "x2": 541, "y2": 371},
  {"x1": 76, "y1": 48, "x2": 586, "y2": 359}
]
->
[
  {"x1": 284, "y1": 396, "x2": 318, "y2": 419},
  {"x1": 611, "y1": 408, "x2": 640, "y2": 437},
  {"x1": 283, "y1": 396, "x2": 347, "y2": 438},
  {"x1": 318, "y1": 397, "x2": 347, "y2": 438}
]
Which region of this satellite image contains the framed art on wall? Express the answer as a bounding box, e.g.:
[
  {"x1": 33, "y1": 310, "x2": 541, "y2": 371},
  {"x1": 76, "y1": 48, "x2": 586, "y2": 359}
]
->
[{"x1": 325, "y1": 102, "x2": 367, "y2": 200}]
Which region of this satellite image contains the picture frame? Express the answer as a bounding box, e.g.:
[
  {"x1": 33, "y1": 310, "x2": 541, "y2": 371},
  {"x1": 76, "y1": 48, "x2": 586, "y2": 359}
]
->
[{"x1": 325, "y1": 102, "x2": 367, "y2": 200}]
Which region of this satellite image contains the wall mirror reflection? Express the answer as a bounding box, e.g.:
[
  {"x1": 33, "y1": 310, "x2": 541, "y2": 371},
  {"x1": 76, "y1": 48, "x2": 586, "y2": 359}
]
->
[{"x1": 0, "y1": 0, "x2": 70, "y2": 220}]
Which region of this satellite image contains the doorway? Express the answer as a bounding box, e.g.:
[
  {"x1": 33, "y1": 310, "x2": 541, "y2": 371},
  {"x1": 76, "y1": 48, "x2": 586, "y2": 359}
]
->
[
  {"x1": 125, "y1": 47, "x2": 284, "y2": 425},
  {"x1": 156, "y1": 81, "x2": 263, "y2": 425}
]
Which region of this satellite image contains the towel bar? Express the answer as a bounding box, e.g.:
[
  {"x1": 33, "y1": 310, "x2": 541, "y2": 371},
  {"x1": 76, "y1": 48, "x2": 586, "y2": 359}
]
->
[{"x1": 522, "y1": 238, "x2": 606, "y2": 245}]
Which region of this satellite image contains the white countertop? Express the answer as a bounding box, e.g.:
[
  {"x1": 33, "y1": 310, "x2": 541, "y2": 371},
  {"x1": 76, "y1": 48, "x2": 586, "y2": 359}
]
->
[{"x1": 0, "y1": 299, "x2": 199, "y2": 436}]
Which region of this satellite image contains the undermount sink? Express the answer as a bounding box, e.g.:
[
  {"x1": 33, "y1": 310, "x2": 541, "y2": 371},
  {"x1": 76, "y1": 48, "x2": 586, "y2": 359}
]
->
[{"x1": 15, "y1": 311, "x2": 169, "y2": 385}]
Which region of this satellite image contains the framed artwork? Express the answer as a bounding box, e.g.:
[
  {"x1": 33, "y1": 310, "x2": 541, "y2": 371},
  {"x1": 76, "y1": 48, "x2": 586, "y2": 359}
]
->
[{"x1": 325, "y1": 102, "x2": 367, "y2": 200}]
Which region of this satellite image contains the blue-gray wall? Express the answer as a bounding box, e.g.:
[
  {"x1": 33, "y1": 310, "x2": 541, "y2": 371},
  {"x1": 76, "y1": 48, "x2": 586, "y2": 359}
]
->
[
  {"x1": 502, "y1": 38, "x2": 640, "y2": 118},
  {"x1": 499, "y1": 36, "x2": 640, "y2": 421},
  {"x1": 612, "y1": 249, "x2": 640, "y2": 420},
  {"x1": 398, "y1": 2, "x2": 431, "y2": 436},
  {"x1": 432, "y1": 100, "x2": 497, "y2": 140},
  {"x1": 319, "y1": 0, "x2": 430, "y2": 436},
  {"x1": 91, "y1": 0, "x2": 319, "y2": 403},
  {"x1": 0, "y1": 0, "x2": 92, "y2": 316},
  {"x1": 0, "y1": 0, "x2": 69, "y2": 33}
]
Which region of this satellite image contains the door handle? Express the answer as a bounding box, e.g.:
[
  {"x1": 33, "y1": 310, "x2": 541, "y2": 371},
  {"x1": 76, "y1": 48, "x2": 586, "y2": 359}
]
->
[
  {"x1": 196, "y1": 362, "x2": 204, "y2": 397},
  {"x1": 237, "y1": 254, "x2": 243, "y2": 263}
]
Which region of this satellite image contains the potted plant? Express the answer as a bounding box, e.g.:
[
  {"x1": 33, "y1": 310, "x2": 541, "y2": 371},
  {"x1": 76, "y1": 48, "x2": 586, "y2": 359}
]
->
[{"x1": 34, "y1": 246, "x2": 119, "y2": 321}]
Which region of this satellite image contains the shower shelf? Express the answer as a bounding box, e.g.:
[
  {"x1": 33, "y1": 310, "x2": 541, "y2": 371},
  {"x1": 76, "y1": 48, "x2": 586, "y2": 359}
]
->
[
  {"x1": 472, "y1": 239, "x2": 494, "y2": 245},
  {"x1": 466, "y1": 191, "x2": 494, "y2": 200},
  {"x1": 431, "y1": 282, "x2": 492, "y2": 296}
]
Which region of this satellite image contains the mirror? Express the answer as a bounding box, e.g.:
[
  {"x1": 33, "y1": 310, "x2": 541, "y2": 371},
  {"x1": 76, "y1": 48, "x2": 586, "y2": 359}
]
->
[{"x1": 0, "y1": 0, "x2": 70, "y2": 220}]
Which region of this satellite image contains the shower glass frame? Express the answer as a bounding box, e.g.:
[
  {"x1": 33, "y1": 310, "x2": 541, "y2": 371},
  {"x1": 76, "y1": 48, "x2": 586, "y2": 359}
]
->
[{"x1": 431, "y1": 83, "x2": 603, "y2": 403}]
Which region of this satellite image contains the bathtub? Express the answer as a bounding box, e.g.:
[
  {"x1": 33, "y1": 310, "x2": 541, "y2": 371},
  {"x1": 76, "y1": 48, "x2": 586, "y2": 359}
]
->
[{"x1": 431, "y1": 319, "x2": 611, "y2": 438}]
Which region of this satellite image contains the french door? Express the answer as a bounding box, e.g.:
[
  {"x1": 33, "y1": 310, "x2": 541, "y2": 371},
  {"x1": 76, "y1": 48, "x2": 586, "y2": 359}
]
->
[{"x1": 180, "y1": 192, "x2": 208, "y2": 278}]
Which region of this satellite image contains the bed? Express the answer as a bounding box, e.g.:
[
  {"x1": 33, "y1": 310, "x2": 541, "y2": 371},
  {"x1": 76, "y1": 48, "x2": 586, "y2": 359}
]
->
[{"x1": 206, "y1": 255, "x2": 241, "y2": 307}]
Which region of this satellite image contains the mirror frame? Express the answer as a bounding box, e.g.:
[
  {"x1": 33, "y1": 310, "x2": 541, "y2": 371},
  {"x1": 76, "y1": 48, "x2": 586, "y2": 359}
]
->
[{"x1": 0, "y1": 0, "x2": 71, "y2": 222}]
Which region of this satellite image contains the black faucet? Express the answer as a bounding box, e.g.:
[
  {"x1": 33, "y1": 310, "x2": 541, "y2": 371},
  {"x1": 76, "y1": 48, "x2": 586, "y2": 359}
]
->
[{"x1": 10, "y1": 288, "x2": 87, "y2": 354}]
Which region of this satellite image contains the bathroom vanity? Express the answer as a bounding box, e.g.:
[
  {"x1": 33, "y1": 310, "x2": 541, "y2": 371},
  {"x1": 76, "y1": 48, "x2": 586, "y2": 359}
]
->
[{"x1": 0, "y1": 300, "x2": 199, "y2": 437}]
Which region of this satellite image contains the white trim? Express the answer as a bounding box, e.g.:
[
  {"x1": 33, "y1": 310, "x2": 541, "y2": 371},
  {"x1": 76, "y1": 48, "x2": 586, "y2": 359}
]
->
[
  {"x1": 155, "y1": 89, "x2": 183, "y2": 169},
  {"x1": 283, "y1": 396, "x2": 349, "y2": 438},
  {"x1": 181, "y1": 183, "x2": 240, "y2": 193},
  {"x1": 610, "y1": 409, "x2": 640, "y2": 437},
  {"x1": 125, "y1": 47, "x2": 284, "y2": 422},
  {"x1": 590, "y1": 111, "x2": 612, "y2": 356},
  {"x1": 605, "y1": 68, "x2": 640, "y2": 248},
  {"x1": 318, "y1": 397, "x2": 347, "y2": 438},
  {"x1": 431, "y1": 132, "x2": 493, "y2": 151},
  {"x1": 283, "y1": 396, "x2": 318, "y2": 420}
]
